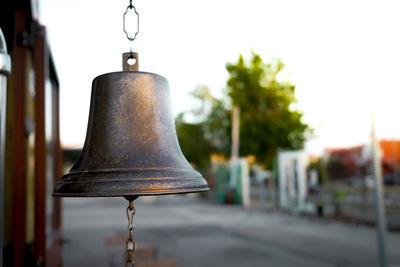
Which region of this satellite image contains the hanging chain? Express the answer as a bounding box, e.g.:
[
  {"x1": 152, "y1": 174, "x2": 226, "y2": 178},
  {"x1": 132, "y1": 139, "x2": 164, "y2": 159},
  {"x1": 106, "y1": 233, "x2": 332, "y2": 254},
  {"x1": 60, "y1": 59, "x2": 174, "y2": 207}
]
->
[
  {"x1": 123, "y1": 0, "x2": 140, "y2": 54},
  {"x1": 125, "y1": 200, "x2": 136, "y2": 267}
]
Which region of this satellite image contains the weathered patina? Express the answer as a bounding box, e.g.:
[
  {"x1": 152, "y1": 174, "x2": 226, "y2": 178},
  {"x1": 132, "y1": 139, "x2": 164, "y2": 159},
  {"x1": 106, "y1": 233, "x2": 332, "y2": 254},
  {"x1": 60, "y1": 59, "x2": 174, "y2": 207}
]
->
[{"x1": 53, "y1": 70, "x2": 209, "y2": 197}]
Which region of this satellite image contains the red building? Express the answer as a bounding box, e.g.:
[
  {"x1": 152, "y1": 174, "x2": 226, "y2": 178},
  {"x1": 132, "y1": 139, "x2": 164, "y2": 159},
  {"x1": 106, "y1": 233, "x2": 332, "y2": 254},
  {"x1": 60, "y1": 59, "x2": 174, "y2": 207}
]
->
[
  {"x1": 324, "y1": 140, "x2": 400, "y2": 180},
  {"x1": 324, "y1": 145, "x2": 364, "y2": 179}
]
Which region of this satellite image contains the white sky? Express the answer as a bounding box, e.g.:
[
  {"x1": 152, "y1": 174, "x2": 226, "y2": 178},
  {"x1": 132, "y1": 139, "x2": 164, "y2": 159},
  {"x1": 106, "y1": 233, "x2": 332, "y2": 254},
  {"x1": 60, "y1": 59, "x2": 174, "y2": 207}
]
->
[{"x1": 39, "y1": 0, "x2": 400, "y2": 155}]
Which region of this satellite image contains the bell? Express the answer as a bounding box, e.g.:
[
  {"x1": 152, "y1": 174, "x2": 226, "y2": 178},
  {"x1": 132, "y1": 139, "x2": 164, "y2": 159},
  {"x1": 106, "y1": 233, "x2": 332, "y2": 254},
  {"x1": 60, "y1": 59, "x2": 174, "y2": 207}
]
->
[{"x1": 53, "y1": 55, "x2": 209, "y2": 197}]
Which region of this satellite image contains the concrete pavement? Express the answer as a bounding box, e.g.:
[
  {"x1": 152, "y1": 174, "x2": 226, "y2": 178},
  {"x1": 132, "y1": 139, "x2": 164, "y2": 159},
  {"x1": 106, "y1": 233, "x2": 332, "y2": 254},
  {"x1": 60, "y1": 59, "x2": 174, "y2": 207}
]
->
[{"x1": 61, "y1": 194, "x2": 400, "y2": 267}]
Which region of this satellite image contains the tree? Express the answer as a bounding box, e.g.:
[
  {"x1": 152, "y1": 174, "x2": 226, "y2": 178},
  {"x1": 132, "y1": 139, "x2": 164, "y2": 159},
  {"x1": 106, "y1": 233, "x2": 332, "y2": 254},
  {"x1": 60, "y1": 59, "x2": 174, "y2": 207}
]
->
[
  {"x1": 175, "y1": 113, "x2": 213, "y2": 170},
  {"x1": 226, "y1": 52, "x2": 310, "y2": 167},
  {"x1": 175, "y1": 85, "x2": 230, "y2": 170},
  {"x1": 176, "y1": 52, "x2": 311, "y2": 169}
]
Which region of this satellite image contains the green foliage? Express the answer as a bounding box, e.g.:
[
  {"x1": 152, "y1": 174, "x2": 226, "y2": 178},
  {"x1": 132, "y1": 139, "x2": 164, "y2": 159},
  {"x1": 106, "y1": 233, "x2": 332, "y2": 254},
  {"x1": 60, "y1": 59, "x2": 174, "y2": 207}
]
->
[
  {"x1": 176, "y1": 52, "x2": 311, "y2": 169},
  {"x1": 175, "y1": 113, "x2": 214, "y2": 170},
  {"x1": 175, "y1": 85, "x2": 230, "y2": 170},
  {"x1": 226, "y1": 52, "x2": 310, "y2": 166}
]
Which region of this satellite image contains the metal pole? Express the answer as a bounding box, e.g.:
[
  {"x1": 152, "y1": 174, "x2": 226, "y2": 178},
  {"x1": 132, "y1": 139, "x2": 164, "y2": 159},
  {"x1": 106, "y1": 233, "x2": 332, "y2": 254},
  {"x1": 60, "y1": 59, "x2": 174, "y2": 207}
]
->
[
  {"x1": 0, "y1": 28, "x2": 11, "y2": 267},
  {"x1": 371, "y1": 116, "x2": 388, "y2": 267}
]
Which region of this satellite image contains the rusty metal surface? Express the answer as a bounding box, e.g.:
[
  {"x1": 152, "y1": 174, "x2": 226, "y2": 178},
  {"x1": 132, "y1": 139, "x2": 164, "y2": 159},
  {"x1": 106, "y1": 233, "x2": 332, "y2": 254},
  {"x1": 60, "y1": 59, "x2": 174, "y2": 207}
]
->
[{"x1": 53, "y1": 71, "x2": 209, "y2": 197}]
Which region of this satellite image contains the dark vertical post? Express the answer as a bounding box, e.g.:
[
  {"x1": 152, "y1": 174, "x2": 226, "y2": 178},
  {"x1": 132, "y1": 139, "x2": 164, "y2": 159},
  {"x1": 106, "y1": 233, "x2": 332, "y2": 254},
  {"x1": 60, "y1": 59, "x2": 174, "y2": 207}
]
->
[
  {"x1": 55, "y1": 83, "x2": 62, "y2": 230},
  {"x1": 54, "y1": 79, "x2": 63, "y2": 267},
  {"x1": 12, "y1": 9, "x2": 27, "y2": 267},
  {"x1": 34, "y1": 24, "x2": 47, "y2": 265}
]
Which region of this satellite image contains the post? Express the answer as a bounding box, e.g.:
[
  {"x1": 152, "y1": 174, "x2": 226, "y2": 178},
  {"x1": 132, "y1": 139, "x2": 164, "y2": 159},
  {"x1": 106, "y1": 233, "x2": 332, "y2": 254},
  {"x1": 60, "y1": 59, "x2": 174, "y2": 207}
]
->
[
  {"x1": 0, "y1": 27, "x2": 11, "y2": 267},
  {"x1": 12, "y1": 10, "x2": 28, "y2": 267},
  {"x1": 241, "y1": 159, "x2": 250, "y2": 207},
  {"x1": 33, "y1": 25, "x2": 47, "y2": 265},
  {"x1": 230, "y1": 106, "x2": 240, "y2": 188},
  {"x1": 371, "y1": 116, "x2": 388, "y2": 267}
]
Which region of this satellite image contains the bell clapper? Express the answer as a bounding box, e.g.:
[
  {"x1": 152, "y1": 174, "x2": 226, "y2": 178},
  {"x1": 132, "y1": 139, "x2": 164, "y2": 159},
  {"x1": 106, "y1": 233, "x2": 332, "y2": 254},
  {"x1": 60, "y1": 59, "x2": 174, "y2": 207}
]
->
[{"x1": 125, "y1": 198, "x2": 137, "y2": 267}]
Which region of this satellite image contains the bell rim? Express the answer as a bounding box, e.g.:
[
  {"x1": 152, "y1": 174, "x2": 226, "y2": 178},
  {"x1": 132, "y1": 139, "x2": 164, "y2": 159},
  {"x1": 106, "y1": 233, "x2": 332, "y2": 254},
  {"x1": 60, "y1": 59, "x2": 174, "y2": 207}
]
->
[
  {"x1": 66, "y1": 166, "x2": 202, "y2": 174},
  {"x1": 60, "y1": 167, "x2": 206, "y2": 180},
  {"x1": 53, "y1": 168, "x2": 209, "y2": 197},
  {"x1": 52, "y1": 186, "x2": 210, "y2": 197}
]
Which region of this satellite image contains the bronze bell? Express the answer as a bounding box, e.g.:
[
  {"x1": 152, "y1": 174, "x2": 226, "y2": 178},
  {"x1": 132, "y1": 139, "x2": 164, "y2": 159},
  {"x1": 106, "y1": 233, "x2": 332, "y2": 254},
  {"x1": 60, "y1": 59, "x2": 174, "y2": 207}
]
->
[{"x1": 53, "y1": 53, "x2": 209, "y2": 197}]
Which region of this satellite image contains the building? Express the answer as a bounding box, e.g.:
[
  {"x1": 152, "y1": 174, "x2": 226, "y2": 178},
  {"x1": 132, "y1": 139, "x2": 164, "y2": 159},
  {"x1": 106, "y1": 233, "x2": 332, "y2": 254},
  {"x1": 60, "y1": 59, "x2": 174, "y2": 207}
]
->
[
  {"x1": 324, "y1": 145, "x2": 364, "y2": 179},
  {"x1": 0, "y1": 0, "x2": 62, "y2": 266},
  {"x1": 323, "y1": 140, "x2": 400, "y2": 183}
]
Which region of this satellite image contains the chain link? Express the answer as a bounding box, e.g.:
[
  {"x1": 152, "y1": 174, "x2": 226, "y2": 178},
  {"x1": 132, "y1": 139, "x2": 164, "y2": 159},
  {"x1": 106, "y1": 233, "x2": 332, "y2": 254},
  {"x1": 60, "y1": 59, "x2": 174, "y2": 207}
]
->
[
  {"x1": 123, "y1": 0, "x2": 139, "y2": 53},
  {"x1": 125, "y1": 200, "x2": 136, "y2": 267}
]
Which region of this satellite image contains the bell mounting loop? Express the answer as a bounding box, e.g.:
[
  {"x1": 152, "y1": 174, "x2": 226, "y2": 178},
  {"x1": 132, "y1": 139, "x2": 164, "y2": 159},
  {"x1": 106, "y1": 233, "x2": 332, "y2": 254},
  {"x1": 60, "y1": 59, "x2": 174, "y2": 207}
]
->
[
  {"x1": 123, "y1": 0, "x2": 139, "y2": 44},
  {"x1": 123, "y1": 52, "x2": 139, "y2": 71}
]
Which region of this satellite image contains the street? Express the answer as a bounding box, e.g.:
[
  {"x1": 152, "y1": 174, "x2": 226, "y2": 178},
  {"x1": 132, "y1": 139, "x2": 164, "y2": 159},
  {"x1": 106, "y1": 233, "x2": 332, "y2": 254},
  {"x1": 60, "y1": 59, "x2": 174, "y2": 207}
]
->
[{"x1": 61, "y1": 194, "x2": 400, "y2": 267}]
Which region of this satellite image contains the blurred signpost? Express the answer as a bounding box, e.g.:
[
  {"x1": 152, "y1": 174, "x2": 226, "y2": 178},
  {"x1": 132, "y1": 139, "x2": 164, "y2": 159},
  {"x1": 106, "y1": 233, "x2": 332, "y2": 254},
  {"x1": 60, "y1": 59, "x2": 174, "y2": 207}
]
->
[{"x1": 371, "y1": 116, "x2": 388, "y2": 267}]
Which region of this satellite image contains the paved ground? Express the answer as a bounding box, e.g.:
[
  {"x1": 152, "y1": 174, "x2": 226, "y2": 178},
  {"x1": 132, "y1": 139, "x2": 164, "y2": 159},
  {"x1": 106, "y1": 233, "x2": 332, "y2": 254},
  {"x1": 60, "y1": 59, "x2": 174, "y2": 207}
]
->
[{"x1": 61, "y1": 194, "x2": 400, "y2": 267}]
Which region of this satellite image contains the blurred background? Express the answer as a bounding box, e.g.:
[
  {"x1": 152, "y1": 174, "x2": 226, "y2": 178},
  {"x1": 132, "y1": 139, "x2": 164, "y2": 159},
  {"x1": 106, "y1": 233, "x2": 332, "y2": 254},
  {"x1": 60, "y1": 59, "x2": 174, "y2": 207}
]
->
[{"x1": 1, "y1": 0, "x2": 400, "y2": 267}]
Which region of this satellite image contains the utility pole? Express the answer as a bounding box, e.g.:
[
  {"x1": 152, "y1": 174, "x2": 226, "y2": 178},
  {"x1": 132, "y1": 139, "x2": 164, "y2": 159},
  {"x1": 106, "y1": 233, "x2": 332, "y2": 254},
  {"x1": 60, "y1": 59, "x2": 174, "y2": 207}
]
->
[
  {"x1": 230, "y1": 106, "x2": 240, "y2": 188},
  {"x1": 371, "y1": 116, "x2": 388, "y2": 267}
]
